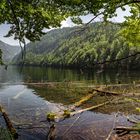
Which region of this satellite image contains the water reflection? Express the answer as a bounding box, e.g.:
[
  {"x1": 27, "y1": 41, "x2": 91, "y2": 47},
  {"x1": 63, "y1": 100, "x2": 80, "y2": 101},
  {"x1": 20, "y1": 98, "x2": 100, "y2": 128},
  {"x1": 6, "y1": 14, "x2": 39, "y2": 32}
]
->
[
  {"x1": 0, "y1": 65, "x2": 138, "y2": 84},
  {"x1": 0, "y1": 66, "x2": 139, "y2": 139},
  {"x1": 0, "y1": 66, "x2": 23, "y2": 84},
  {"x1": 17, "y1": 66, "x2": 140, "y2": 84}
]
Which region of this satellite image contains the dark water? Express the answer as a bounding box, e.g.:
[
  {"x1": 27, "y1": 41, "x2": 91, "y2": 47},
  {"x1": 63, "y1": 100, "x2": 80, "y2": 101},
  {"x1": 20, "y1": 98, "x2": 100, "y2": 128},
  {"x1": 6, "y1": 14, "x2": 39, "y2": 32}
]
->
[
  {"x1": 0, "y1": 66, "x2": 139, "y2": 140},
  {"x1": 0, "y1": 66, "x2": 140, "y2": 84}
]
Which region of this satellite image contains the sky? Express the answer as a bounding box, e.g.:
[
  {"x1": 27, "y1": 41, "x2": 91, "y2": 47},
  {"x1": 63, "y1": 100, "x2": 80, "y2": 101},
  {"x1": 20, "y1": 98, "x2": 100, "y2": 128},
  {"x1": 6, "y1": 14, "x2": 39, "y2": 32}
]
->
[{"x1": 0, "y1": 6, "x2": 130, "y2": 46}]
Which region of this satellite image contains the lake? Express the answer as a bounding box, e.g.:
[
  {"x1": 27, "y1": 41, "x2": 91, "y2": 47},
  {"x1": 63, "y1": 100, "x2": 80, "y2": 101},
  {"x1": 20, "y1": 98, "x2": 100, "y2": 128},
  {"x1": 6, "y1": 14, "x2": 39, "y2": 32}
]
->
[{"x1": 0, "y1": 66, "x2": 140, "y2": 140}]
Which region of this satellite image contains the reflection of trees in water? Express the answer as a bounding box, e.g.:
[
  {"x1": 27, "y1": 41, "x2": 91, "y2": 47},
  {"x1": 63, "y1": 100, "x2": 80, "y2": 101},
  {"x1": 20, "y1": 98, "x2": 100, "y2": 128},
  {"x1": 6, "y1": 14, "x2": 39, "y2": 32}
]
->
[
  {"x1": 0, "y1": 66, "x2": 23, "y2": 84},
  {"x1": 17, "y1": 66, "x2": 140, "y2": 84},
  {"x1": 0, "y1": 66, "x2": 139, "y2": 84}
]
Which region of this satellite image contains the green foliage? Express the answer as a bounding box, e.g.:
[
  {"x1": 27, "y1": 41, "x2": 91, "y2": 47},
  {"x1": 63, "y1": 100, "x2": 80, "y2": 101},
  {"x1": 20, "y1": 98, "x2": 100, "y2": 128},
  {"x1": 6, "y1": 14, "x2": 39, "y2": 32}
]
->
[
  {"x1": 136, "y1": 108, "x2": 140, "y2": 112},
  {"x1": 47, "y1": 112, "x2": 56, "y2": 121},
  {"x1": 15, "y1": 22, "x2": 140, "y2": 69},
  {"x1": 63, "y1": 110, "x2": 71, "y2": 117},
  {"x1": 1, "y1": 0, "x2": 75, "y2": 42},
  {"x1": 71, "y1": 17, "x2": 83, "y2": 25},
  {"x1": 0, "y1": 0, "x2": 139, "y2": 43},
  {"x1": 0, "y1": 128, "x2": 14, "y2": 140},
  {"x1": 119, "y1": 4, "x2": 140, "y2": 47}
]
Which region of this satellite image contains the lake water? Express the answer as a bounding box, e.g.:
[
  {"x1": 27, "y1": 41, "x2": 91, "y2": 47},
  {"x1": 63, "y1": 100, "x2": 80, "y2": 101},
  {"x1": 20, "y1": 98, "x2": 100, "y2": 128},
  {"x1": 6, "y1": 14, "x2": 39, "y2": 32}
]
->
[
  {"x1": 0, "y1": 66, "x2": 139, "y2": 140},
  {"x1": 1, "y1": 66, "x2": 140, "y2": 84}
]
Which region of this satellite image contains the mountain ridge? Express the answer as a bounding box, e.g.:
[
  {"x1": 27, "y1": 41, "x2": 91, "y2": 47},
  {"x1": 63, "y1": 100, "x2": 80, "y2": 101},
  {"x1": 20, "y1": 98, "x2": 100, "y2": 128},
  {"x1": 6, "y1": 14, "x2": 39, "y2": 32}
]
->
[{"x1": 0, "y1": 40, "x2": 20, "y2": 64}]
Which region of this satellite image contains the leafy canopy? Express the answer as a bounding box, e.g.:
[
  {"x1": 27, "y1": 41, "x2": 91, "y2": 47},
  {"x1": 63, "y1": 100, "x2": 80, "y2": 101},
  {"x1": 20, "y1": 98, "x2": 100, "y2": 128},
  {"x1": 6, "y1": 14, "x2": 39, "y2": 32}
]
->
[
  {"x1": 119, "y1": 4, "x2": 140, "y2": 47},
  {"x1": 0, "y1": 0, "x2": 139, "y2": 43}
]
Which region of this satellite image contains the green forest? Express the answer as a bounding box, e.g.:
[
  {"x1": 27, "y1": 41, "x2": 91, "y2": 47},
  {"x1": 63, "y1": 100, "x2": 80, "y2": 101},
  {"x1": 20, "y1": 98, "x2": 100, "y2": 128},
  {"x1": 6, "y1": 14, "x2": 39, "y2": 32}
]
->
[{"x1": 14, "y1": 22, "x2": 140, "y2": 70}]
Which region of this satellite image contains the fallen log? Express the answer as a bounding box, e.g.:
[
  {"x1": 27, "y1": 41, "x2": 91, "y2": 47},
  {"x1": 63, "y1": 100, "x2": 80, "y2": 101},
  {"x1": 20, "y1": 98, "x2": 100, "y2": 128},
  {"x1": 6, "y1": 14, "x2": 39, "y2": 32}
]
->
[
  {"x1": 92, "y1": 88, "x2": 121, "y2": 96},
  {"x1": 47, "y1": 124, "x2": 56, "y2": 140},
  {"x1": 75, "y1": 83, "x2": 140, "y2": 88},
  {"x1": 114, "y1": 126, "x2": 140, "y2": 132},
  {"x1": 47, "y1": 101, "x2": 110, "y2": 122},
  {"x1": 0, "y1": 106, "x2": 18, "y2": 139},
  {"x1": 70, "y1": 91, "x2": 98, "y2": 110},
  {"x1": 71, "y1": 101, "x2": 110, "y2": 116},
  {"x1": 69, "y1": 87, "x2": 105, "y2": 110}
]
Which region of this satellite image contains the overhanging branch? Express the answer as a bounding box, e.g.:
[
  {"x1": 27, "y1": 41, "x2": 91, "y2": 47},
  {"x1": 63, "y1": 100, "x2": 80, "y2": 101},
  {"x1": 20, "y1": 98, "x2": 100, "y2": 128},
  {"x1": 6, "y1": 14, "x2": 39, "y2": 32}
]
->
[{"x1": 7, "y1": 0, "x2": 26, "y2": 61}]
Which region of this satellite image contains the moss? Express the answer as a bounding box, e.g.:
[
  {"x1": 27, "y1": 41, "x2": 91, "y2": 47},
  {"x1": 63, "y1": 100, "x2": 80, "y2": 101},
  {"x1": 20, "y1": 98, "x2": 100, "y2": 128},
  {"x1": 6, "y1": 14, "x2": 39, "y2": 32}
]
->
[
  {"x1": 0, "y1": 128, "x2": 14, "y2": 140},
  {"x1": 63, "y1": 110, "x2": 71, "y2": 118},
  {"x1": 47, "y1": 112, "x2": 56, "y2": 121}
]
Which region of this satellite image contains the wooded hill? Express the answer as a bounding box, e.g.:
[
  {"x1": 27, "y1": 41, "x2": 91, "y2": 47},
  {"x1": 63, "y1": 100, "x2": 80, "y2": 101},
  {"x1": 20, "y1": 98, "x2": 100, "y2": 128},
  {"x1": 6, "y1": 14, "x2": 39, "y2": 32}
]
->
[{"x1": 14, "y1": 22, "x2": 140, "y2": 70}]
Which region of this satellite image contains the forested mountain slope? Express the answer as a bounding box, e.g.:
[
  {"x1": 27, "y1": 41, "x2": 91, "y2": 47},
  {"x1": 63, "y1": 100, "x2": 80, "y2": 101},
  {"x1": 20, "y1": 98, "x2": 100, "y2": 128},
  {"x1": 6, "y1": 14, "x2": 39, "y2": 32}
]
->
[
  {"x1": 14, "y1": 22, "x2": 140, "y2": 70},
  {"x1": 26, "y1": 27, "x2": 74, "y2": 54},
  {"x1": 0, "y1": 41, "x2": 20, "y2": 63}
]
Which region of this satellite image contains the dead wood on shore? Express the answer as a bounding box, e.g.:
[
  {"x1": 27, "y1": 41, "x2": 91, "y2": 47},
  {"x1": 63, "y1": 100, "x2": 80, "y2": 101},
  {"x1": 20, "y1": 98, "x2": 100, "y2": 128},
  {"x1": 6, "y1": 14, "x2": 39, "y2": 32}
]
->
[
  {"x1": 47, "y1": 124, "x2": 56, "y2": 140},
  {"x1": 72, "y1": 91, "x2": 97, "y2": 107},
  {"x1": 0, "y1": 106, "x2": 18, "y2": 139},
  {"x1": 114, "y1": 126, "x2": 140, "y2": 132},
  {"x1": 69, "y1": 91, "x2": 98, "y2": 110},
  {"x1": 71, "y1": 101, "x2": 110, "y2": 116},
  {"x1": 47, "y1": 101, "x2": 110, "y2": 122},
  {"x1": 91, "y1": 88, "x2": 122, "y2": 96}
]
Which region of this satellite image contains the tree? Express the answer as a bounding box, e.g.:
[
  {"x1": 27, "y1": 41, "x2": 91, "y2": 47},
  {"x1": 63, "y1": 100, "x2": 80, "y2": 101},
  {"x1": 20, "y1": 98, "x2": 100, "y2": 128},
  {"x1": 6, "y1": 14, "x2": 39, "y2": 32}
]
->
[
  {"x1": 0, "y1": 0, "x2": 139, "y2": 43},
  {"x1": 119, "y1": 4, "x2": 140, "y2": 47}
]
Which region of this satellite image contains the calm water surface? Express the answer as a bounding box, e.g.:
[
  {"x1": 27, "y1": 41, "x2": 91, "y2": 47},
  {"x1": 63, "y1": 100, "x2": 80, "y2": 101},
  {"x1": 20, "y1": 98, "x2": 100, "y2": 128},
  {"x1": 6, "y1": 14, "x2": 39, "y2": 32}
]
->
[{"x1": 0, "y1": 66, "x2": 139, "y2": 140}]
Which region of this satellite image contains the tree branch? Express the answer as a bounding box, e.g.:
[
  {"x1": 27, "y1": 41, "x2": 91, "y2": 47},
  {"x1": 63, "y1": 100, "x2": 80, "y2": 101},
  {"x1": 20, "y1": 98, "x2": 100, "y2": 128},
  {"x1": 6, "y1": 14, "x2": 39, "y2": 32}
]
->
[
  {"x1": 114, "y1": 126, "x2": 140, "y2": 132},
  {"x1": 7, "y1": 0, "x2": 26, "y2": 54},
  {"x1": 7, "y1": 0, "x2": 20, "y2": 29},
  {"x1": 85, "y1": 0, "x2": 140, "y2": 25}
]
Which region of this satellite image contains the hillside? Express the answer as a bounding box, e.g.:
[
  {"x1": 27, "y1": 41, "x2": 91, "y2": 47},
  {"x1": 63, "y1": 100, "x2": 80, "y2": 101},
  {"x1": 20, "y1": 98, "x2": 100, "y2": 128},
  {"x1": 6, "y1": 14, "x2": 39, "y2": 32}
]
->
[
  {"x1": 26, "y1": 27, "x2": 74, "y2": 54},
  {"x1": 0, "y1": 41, "x2": 20, "y2": 64},
  {"x1": 14, "y1": 22, "x2": 140, "y2": 70}
]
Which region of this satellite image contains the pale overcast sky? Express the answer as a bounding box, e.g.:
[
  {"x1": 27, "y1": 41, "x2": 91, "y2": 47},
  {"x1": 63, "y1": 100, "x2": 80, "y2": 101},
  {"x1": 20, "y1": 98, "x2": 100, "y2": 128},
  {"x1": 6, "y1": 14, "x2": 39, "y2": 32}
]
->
[{"x1": 0, "y1": 6, "x2": 130, "y2": 46}]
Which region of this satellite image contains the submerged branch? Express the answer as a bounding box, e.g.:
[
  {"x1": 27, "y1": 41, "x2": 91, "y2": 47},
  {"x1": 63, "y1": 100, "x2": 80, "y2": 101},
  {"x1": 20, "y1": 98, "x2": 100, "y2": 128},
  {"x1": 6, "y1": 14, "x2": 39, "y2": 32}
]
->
[
  {"x1": 92, "y1": 88, "x2": 122, "y2": 96},
  {"x1": 0, "y1": 106, "x2": 18, "y2": 139},
  {"x1": 47, "y1": 124, "x2": 56, "y2": 140},
  {"x1": 70, "y1": 91, "x2": 98, "y2": 110},
  {"x1": 114, "y1": 126, "x2": 140, "y2": 132},
  {"x1": 71, "y1": 101, "x2": 110, "y2": 116}
]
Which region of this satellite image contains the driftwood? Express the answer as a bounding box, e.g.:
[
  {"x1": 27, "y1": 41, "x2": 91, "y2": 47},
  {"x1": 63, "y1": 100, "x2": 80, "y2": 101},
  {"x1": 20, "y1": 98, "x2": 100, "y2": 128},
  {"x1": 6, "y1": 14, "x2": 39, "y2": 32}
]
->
[
  {"x1": 47, "y1": 101, "x2": 110, "y2": 140},
  {"x1": 71, "y1": 101, "x2": 110, "y2": 116},
  {"x1": 114, "y1": 126, "x2": 140, "y2": 132},
  {"x1": 127, "y1": 116, "x2": 139, "y2": 124},
  {"x1": 47, "y1": 124, "x2": 56, "y2": 140},
  {"x1": 73, "y1": 92, "x2": 97, "y2": 107},
  {"x1": 70, "y1": 87, "x2": 109, "y2": 110},
  {"x1": 47, "y1": 86, "x2": 118, "y2": 122},
  {"x1": 47, "y1": 101, "x2": 110, "y2": 122},
  {"x1": 0, "y1": 106, "x2": 18, "y2": 139},
  {"x1": 92, "y1": 88, "x2": 122, "y2": 96},
  {"x1": 70, "y1": 91, "x2": 98, "y2": 110}
]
